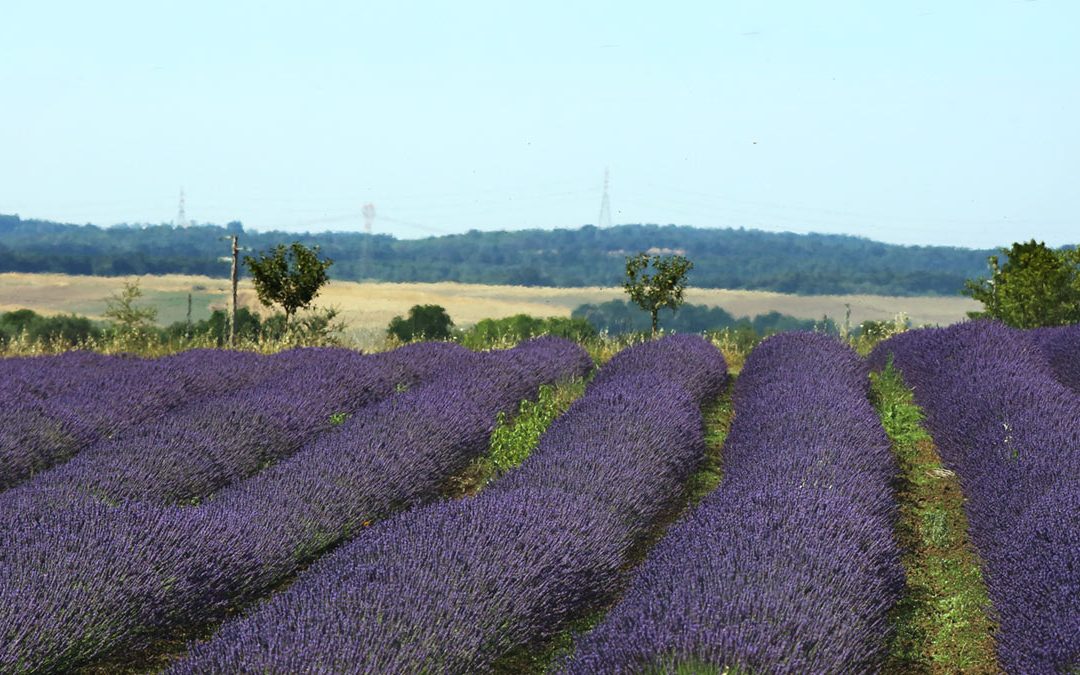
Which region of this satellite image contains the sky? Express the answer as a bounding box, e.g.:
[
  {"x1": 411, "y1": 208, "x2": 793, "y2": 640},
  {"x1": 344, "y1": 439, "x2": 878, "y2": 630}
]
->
[{"x1": 1, "y1": 1, "x2": 1077, "y2": 248}]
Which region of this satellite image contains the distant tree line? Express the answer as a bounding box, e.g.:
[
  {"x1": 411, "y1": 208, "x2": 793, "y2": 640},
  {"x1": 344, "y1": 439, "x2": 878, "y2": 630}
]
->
[
  {"x1": 571, "y1": 299, "x2": 832, "y2": 336},
  {"x1": 0, "y1": 214, "x2": 999, "y2": 296}
]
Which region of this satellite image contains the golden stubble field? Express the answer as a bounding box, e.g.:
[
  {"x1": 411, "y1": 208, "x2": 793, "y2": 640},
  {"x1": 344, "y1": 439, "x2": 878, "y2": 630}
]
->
[{"x1": 0, "y1": 272, "x2": 980, "y2": 336}]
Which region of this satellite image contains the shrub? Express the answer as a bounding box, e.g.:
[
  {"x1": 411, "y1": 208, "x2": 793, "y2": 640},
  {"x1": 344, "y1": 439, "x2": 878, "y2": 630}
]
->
[
  {"x1": 387, "y1": 304, "x2": 454, "y2": 341},
  {"x1": 458, "y1": 314, "x2": 595, "y2": 349}
]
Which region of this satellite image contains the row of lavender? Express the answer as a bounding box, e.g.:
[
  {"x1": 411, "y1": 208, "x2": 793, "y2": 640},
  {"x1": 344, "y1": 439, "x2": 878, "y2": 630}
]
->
[
  {"x1": 560, "y1": 332, "x2": 904, "y2": 673},
  {"x1": 169, "y1": 334, "x2": 728, "y2": 673},
  {"x1": 1029, "y1": 323, "x2": 1080, "y2": 393},
  {"x1": 871, "y1": 321, "x2": 1080, "y2": 673},
  {"x1": 0, "y1": 343, "x2": 469, "y2": 509},
  {"x1": 0, "y1": 338, "x2": 591, "y2": 673},
  {"x1": 0, "y1": 349, "x2": 288, "y2": 490}
]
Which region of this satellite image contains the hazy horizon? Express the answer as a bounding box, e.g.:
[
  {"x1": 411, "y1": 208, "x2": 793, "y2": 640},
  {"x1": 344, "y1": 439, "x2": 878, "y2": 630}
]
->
[{"x1": 2, "y1": 1, "x2": 1076, "y2": 249}]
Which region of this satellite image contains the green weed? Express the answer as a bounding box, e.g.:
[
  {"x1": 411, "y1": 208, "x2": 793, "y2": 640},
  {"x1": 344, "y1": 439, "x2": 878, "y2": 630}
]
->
[
  {"x1": 488, "y1": 382, "x2": 583, "y2": 476},
  {"x1": 448, "y1": 378, "x2": 587, "y2": 497},
  {"x1": 644, "y1": 658, "x2": 748, "y2": 675}
]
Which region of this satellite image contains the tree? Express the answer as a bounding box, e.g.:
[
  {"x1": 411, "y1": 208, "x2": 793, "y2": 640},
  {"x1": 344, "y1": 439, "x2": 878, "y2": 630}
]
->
[
  {"x1": 103, "y1": 280, "x2": 158, "y2": 335},
  {"x1": 623, "y1": 252, "x2": 694, "y2": 336},
  {"x1": 387, "y1": 304, "x2": 454, "y2": 341},
  {"x1": 245, "y1": 242, "x2": 333, "y2": 325},
  {"x1": 963, "y1": 240, "x2": 1080, "y2": 328}
]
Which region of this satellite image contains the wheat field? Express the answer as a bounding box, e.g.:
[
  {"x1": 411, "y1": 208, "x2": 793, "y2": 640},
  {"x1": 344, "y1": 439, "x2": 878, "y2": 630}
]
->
[{"x1": 0, "y1": 272, "x2": 979, "y2": 335}]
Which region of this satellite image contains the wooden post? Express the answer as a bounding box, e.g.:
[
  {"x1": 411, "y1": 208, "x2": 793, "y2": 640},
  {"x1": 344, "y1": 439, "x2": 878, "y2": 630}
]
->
[
  {"x1": 230, "y1": 235, "x2": 239, "y2": 348},
  {"x1": 185, "y1": 293, "x2": 192, "y2": 339},
  {"x1": 989, "y1": 255, "x2": 1000, "y2": 318}
]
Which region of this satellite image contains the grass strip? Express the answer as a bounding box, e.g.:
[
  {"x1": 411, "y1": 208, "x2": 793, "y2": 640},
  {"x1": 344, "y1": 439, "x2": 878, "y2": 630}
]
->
[
  {"x1": 446, "y1": 377, "x2": 589, "y2": 496},
  {"x1": 492, "y1": 377, "x2": 737, "y2": 674},
  {"x1": 870, "y1": 364, "x2": 1000, "y2": 674}
]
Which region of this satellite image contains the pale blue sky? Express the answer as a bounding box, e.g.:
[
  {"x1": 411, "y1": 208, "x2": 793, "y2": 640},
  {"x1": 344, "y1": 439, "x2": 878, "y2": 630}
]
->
[{"x1": 1, "y1": 1, "x2": 1076, "y2": 247}]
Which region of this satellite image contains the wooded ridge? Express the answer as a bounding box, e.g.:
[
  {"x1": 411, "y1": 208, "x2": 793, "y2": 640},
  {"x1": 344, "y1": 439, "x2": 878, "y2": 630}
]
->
[{"x1": 0, "y1": 214, "x2": 994, "y2": 296}]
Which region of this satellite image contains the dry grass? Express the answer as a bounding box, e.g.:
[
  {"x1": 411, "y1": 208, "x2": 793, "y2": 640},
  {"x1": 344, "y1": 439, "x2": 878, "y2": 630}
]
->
[{"x1": 0, "y1": 272, "x2": 978, "y2": 336}]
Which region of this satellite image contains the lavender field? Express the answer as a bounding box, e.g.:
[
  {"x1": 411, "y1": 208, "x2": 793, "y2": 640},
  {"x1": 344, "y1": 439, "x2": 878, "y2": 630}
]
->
[{"x1": 0, "y1": 325, "x2": 1077, "y2": 674}]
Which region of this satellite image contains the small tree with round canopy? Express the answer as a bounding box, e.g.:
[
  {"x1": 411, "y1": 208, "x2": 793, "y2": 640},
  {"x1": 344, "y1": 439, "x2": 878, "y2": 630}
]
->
[{"x1": 244, "y1": 242, "x2": 333, "y2": 326}]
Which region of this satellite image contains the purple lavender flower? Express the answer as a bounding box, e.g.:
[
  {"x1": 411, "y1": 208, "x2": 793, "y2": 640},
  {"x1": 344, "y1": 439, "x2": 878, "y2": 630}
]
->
[
  {"x1": 871, "y1": 320, "x2": 1080, "y2": 673},
  {"x1": 0, "y1": 338, "x2": 591, "y2": 673},
  {"x1": 565, "y1": 332, "x2": 903, "y2": 674},
  {"x1": 169, "y1": 334, "x2": 726, "y2": 673}
]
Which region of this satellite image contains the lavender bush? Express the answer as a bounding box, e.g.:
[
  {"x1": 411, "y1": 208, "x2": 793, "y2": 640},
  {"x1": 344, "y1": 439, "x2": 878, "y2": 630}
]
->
[
  {"x1": 0, "y1": 350, "x2": 116, "y2": 400},
  {"x1": 0, "y1": 338, "x2": 589, "y2": 673},
  {"x1": 1, "y1": 343, "x2": 469, "y2": 506},
  {"x1": 170, "y1": 334, "x2": 726, "y2": 673},
  {"x1": 1027, "y1": 323, "x2": 1080, "y2": 393},
  {"x1": 0, "y1": 349, "x2": 286, "y2": 490},
  {"x1": 871, "y1": 320, "x2": 1080, "y2": 673},
  {"x1": 565, "y1": 332, "x2": 903, "y2": 674}
]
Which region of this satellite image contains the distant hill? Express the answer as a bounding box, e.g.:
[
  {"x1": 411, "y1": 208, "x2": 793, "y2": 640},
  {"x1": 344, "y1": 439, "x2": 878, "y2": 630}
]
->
[{"x1": 0, "y1": 214, "x2": 995, "y2": 296}]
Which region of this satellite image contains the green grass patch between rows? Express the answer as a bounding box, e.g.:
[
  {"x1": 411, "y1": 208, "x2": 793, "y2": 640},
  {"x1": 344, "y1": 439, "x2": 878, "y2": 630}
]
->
[
  {"x1": 445, "y1": 378, "x2": 588, "y2": 496},
  {"x1": 871, "y1": 363, "x2": 1000, "y2": 674}
]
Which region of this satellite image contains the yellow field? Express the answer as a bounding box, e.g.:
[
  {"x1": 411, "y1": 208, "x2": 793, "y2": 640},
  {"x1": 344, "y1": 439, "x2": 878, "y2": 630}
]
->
[{"x1": 0, "y1": 272, "x2": 979, "y2": 335}]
